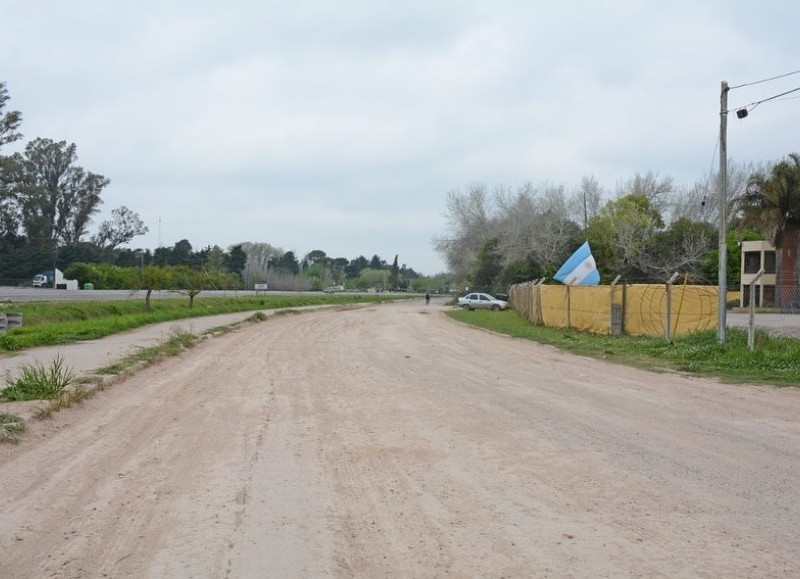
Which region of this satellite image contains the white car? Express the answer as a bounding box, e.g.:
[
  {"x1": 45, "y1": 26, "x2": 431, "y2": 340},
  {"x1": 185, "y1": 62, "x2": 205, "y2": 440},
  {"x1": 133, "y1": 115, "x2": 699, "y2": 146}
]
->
[{"x1": 457, "y1": 292, "x2": 508, "y2": 311}]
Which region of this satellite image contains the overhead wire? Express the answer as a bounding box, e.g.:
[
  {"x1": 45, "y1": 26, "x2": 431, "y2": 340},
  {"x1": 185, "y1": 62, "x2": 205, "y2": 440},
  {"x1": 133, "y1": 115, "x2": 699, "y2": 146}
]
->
[
  {"x1": 730, "y1": 68, "x2": 800, "y2": 90},
  {"x1": 699, "y1": 70, "x2": 799, "y2": 208},
  {"x1": 731, "y1": 85, "x2": 800, "y2": 115}
]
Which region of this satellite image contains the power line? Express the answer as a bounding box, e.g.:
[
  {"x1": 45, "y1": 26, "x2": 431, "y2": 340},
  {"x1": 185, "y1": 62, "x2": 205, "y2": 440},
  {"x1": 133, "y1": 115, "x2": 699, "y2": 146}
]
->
[
  {"x1": 730, "y1": 68, "x2": 800, "y2": 90},
  {"x1": 733, "y1": 85, "x2": 800, "y2": 115},
  {"x1": 752, "y1": 85, "x2": 800, "y2": 105}
]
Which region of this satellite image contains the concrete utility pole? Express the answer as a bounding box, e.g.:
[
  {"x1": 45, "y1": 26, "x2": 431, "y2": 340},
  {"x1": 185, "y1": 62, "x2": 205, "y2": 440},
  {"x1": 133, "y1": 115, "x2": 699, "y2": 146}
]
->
[{"x1": 718, "y1": 81, "x2": 729, "y2": 344}]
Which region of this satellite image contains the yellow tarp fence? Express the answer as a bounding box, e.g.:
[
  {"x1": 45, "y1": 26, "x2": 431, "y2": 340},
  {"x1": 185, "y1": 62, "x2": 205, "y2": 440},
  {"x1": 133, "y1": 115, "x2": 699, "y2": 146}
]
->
[{"x1": 509, "y1": 281, "x2": 718, "y2": 338}]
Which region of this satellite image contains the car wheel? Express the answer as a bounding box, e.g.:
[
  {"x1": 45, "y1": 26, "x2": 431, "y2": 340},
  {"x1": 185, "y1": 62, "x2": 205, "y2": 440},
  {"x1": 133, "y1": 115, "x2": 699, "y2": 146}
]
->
[
  {"x1": 462, "y1": 304, "x2": 471, "y2": 311},
  {"x1": 491, "y1": 304, "x2": 500, "y2": 311}
]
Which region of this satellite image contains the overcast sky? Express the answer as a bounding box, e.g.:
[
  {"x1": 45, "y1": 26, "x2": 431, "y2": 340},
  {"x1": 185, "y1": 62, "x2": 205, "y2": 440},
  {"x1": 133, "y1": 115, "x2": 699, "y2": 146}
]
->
[{"x1": 2, "y1": 1, "x2": 799, "y2": 274}]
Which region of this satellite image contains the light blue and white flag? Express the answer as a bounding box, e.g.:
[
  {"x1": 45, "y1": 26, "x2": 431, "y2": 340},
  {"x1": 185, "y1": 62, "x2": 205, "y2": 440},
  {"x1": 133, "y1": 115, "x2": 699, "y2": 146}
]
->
[{"x1": 554, "y1": 241, "x2": 600, "y2": 285}]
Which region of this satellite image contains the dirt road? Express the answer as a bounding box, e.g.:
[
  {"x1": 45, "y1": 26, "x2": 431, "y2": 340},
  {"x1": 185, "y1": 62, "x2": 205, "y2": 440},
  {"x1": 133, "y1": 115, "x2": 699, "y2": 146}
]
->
[{"x1": 1, "y1": 300, "x2": 799, "y2": 578}]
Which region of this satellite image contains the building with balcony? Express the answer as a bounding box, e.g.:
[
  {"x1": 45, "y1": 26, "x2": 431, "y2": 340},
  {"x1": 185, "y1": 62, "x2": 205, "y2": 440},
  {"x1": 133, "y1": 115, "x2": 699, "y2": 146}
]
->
[{"x1": 739, "y1": 240, "x2": 776, "y2": 307}]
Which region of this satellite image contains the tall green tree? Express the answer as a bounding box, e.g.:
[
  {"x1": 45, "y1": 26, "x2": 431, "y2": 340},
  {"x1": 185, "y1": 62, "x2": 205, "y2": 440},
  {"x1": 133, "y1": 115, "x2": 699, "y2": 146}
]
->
[
  {"x1": 226, "y1": 244, "x2": 247, "y2": 277},
  {"x1": 303, "y1": 249, "x2": 327, "y2": 266},
  {"x1": 0, "y1": 82, "x2": 23, "y2": 245},
  {"x1": 472, "y1": 237, "x2": 503, "y2": 289},
  {"x1": 346, "y1": 255, "x2": 369, "y2": 278},
  {"x1": 3, "y1": 138, "x2": 108, "y2": 247},
  {"x1": 369, "y1": 254, "x2": 385, "y2": 270},
  {"x1": 271, "y1": 250, "x2": 300, "y2": 274},
  {"x1": 587, "y1": 194, "x2": 664, "y2": 280},
  {"x1": 748, "y1": 153, "x2": 800, "y2": 305},
  {"x1": 0, "y1": 82, "x2": 22, "y2": 150}
]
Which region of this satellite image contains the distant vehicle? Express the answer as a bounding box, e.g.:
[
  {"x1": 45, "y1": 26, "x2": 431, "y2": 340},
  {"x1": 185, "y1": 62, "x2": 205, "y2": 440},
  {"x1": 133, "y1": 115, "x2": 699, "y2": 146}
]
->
[
  {"x1": 457, "y1": 292, "x2": 509, "y2": 311},
  {"x1": 323, "y1": 285, "x2": 344, "y2": 294},
  {"x1": 458, "y1": 293, "x2": 508, "y2": 311},
  {"x1": 32, "y1": 271, "x2": 55, "y2": 288}
]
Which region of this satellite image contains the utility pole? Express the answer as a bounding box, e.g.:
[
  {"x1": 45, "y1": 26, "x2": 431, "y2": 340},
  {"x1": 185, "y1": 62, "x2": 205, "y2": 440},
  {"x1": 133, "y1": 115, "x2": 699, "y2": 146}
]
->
[{"x1": 718, "y1": 81, "x2": 729, "y2": 344}]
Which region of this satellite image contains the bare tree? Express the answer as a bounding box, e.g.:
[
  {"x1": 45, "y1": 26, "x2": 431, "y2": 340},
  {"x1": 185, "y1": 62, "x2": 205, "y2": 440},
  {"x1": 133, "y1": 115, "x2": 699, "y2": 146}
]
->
[
  {"x1": 433, "y1": 183, "x2": 496, "y2": 281},
  {"x1": 669, "y1": 180, "x2": 716, "y2": 224},
  {"x1": 91, "y1": 205, "x2": 148, "y2": 261},
  {"x1": 616, "y1": 171, "x2": 674, "y2": 213},
  {"x1": 240, "y1": 241, "x2": 285, "y2": 286},
  {"x1": 529, "y1": 184, "x2": 576, "y2": 269},
  {"x1": 494, "y1": 183, "x2": 576, "y2": 270},
  {"x1": 669, "y1": 161, "x2": 758, "y2": 226},
  {"x1": 649, "y1": 220, "x2": 716, "y2": 280},
  {"x1": 492, "y1": 183, "x2": 535, "y2": 266},
  {"x1": 569, "y1": 175, "x2": 604, "y2": 232},
  {"x1": 437, "y1": 182, "x2": 579, "y2": 284}
]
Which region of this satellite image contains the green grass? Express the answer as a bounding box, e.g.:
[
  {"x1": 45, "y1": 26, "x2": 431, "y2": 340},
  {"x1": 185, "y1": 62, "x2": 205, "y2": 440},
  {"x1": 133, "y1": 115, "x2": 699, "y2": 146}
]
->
[
  {"x1": 447, "y1": 309, "x2": 800, "y2": 387},
  {"x1": 0, "y1": 293, "x2": 407, "y2": 352},
  {"x1": 0, "y1": 293, "x2": 412, "y2": 437},
  {"x1": 0, "y1": 355, "x2": 76, "y2": 401},
  {"x1": 95, "y1": 329, "x2": 200, "y2": 376}
]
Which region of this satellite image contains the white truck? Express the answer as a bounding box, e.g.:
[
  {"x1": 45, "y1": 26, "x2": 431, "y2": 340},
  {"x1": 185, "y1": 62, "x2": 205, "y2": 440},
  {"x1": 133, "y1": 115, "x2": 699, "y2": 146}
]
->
[
  {"x1": 32, "y1": 270, "x2": 55, "y2": 287},
  {"x1": 32, "y1": 268, "x2": 79, "y2": 290}
]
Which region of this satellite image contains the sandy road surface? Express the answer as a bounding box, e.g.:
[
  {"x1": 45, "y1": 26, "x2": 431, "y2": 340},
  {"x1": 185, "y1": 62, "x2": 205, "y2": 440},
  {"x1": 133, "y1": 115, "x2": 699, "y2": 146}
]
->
[{"x1": 1, "y1": 300, "x2": 799, "y2": 578}]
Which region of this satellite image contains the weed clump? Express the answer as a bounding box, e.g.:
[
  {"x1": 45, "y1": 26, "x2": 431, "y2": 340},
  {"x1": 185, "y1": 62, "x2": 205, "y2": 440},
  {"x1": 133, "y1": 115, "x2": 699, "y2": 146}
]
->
[
  {"x1": 1, "y1": 355, "x2": 76, "y2": 401},
  {"x1": 0, "y1": 413, "x2": 25, "y2": 444}
]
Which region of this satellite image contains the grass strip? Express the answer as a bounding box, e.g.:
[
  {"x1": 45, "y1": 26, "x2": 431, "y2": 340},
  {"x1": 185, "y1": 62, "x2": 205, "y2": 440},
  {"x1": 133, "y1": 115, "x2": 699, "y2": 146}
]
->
[
  {"x1": 447, "y1": 309, "x2": 800, "y2": 387},
  {"x1": 0, "y1": 293, "x2": 407, "y2": 352}
]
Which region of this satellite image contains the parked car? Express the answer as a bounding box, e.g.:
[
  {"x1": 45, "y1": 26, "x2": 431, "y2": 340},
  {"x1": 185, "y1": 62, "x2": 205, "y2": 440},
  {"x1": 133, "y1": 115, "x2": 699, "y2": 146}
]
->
[{"x1": 457, "y1": 292, "x2": 509, "y2": 311}]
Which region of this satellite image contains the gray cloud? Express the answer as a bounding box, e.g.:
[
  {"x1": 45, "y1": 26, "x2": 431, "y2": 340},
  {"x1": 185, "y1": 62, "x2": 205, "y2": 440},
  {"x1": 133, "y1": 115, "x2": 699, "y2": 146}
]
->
[{"x1": 3, "y1": 1, "x2": 799, "y2": 274}]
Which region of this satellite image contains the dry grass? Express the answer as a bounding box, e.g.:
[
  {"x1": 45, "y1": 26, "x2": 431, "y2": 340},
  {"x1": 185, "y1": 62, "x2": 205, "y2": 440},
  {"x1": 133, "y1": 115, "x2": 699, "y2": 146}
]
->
[{"x1": 0, "y1": 412, "x2": 25, "y2": 444}]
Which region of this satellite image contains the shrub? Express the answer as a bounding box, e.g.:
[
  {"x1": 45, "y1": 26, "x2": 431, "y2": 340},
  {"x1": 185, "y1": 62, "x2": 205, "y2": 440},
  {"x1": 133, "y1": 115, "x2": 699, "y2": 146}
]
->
[{"x1": 0, "y1": 355, "x2": 75, "y2": 401}]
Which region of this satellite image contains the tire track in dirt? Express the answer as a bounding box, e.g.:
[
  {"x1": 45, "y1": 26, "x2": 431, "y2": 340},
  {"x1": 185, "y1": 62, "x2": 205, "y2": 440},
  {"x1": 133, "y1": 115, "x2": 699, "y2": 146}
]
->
[
  {"x1": 1, "y1": 301, "x2": 799, "y2": 577},
  {"x1": 0, "y1": 323, "x2": 276, "y2": 578}
]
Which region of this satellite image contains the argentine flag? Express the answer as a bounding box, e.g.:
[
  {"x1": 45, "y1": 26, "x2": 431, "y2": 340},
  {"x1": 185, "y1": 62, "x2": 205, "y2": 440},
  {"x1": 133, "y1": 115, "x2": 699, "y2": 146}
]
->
[{"x1": 554, "y1": 241, "x2": 600, "y2": 285}]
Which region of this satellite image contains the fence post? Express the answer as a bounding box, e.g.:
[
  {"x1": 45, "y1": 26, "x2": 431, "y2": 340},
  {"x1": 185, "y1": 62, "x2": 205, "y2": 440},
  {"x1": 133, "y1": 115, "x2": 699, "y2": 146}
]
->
[
  {"x1": 665, "y1": 272, "x2": 680, "y2": 342},
  {"x1": 748, "y1": 269, "x2": 764, "y2": 351},
  {"x1": 609, "y1": 275, "x2": 622, "y2": 335}
]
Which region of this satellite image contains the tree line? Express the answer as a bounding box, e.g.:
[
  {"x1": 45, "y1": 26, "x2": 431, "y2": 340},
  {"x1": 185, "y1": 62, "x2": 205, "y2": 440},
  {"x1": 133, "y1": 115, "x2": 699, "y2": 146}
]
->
[
  {"x1": 435, "y1": 157, "x2": 800, "y2": 302},
  {"x1": 0, "y1": 81, "x2": 149, "y2": 281},
  {"x1": 59, "y1": 239, "x2": 433, "y2": 296},
  {"x1": 237, "y1": 244, "x2": 435, "y2": 292},
  {"x1": 1, "y1": 82, "x2": 442, "y2": 293}
]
